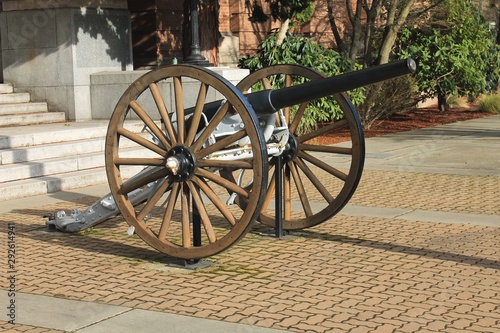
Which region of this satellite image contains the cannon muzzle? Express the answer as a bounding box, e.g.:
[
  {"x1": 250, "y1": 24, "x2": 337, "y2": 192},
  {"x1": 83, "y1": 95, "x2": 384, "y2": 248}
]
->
[{"x1": 246, "y1": 58, "x2": 417, "y2": 115}]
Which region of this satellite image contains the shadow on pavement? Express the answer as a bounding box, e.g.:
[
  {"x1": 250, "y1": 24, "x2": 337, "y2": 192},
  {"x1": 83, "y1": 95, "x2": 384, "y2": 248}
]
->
[{"x1": 294, "y1": 229, "x2": 500, "y2": 270}]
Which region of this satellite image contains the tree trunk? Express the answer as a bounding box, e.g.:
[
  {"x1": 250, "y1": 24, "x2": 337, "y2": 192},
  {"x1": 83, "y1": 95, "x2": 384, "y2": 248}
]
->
[
  {"x1": 349, "y1": 18, "x2": 364, "y2": 62},
  {"x1": 363, "y1": 0, "x2": 383, "y2": 67},
  {"x1": 377, "y1": 26, "x2": 399, "y2": 64},
  {"x1": 326, "y1": 0, "x2": 348, "y2": 53},
  {"x1": 438, "y1": 93, "x2": 447, "y2": 112},
  {"x1": 377, "y1": 0, "x2": 415, "y2": 65},
  {"x1": 497, "y1": 11, "x2": 500, "y2": 44}
]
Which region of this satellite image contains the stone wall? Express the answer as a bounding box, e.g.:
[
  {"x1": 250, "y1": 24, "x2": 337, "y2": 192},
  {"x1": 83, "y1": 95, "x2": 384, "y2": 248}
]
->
[
  {"x1": 89, "y1": 67, "x2": 250, "y2": 119},
  {"x1": 1, "y1": 1, "x2": 133, "y2": 121}
]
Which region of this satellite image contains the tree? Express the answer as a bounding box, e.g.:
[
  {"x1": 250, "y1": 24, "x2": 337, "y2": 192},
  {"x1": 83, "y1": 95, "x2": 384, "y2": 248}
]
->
[
  {"x1": 246, "y1": 0, "x2": 315, "y2": 45},
  {"x1": 326, "y1": 0, "x2": 445, "y2": 66},
  {"x1": 397, "y1": 0, "x2": 500, "y2": 111}
]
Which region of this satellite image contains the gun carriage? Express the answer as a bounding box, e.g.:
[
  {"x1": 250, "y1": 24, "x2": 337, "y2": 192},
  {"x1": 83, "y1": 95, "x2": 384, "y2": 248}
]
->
[{"x1": 47, "y1": 59, "x2": 416, "y2": 260}]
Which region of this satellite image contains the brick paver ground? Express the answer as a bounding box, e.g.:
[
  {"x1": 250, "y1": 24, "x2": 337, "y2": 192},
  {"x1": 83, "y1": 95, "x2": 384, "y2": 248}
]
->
[{"x1": 1, "y1": 170, "x2": 499, "y2": 332}]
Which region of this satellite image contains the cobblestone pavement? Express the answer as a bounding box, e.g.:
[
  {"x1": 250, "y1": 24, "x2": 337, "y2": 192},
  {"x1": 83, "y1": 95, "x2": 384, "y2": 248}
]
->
[
  {"x1": 1, "y1": 115, "x2": 499, "y2": 332},
  {"x1": 0, "y1": 167, "x2": 499, "y2": 333}
]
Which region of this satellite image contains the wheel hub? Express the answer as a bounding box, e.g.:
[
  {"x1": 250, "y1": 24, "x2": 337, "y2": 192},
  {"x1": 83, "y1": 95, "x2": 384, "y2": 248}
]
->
[
  {"x1": 282, "y1": 134, "x2": 299, "y2": 163},
  {"x1": 165, "y1": 146, "x2": 196, "y2": 182}
]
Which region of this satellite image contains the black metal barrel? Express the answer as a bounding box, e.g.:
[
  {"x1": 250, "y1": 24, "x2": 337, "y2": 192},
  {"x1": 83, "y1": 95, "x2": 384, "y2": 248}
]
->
[{"x1": 246, "y1": 58, "x2": 417, "y2": 115}]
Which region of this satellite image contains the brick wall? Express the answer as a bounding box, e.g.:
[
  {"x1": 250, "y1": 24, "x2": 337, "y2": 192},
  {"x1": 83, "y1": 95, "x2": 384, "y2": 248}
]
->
[
  {"x1": 128, "y1": 0, "x2": 184, "y2": 68},
  {"x1": 223, "y1": 0, "x2": 349, "y2": 57},
  {"x1": 128, "y1": 0, "x2": 351, "y2": 68},
  {"x1": 219, "y1": 0, "x2": 231, "y2": 32}
]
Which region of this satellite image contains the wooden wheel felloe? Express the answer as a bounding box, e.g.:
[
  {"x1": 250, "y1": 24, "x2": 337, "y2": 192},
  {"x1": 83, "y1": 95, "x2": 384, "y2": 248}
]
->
[
  {"x1": 105, "y1": 65, "x2": 267, "y2": 260},
  {"x1": 236, "y1": 64, "x2": 365, "y2": 230}
]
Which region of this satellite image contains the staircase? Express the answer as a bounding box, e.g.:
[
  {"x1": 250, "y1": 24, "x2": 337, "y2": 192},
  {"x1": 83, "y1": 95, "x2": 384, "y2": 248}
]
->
[
  {"x1": 0, "y1": 83, "x2": 145, "y2": 201},
  {"x1": 0, "y1": 83, "x2": 66, "y2": 127}
]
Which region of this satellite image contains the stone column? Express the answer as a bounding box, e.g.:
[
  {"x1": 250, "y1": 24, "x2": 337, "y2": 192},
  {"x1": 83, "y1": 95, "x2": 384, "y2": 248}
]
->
[{"x1": 0, "y1": 0, "x2": 133, "y2": 121}]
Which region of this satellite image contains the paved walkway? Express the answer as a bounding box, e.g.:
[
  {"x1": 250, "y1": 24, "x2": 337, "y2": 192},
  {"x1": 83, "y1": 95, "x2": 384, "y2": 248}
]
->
[{"x1": 0, "y1": 115, "x2": 499, "y2": 332}]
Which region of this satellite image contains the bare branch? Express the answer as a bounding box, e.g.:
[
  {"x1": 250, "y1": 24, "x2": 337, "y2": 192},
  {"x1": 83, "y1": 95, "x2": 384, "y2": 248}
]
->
[
  {"x1": 326, "y1": 0, "x2": 348, "y2": 53},
  {"x1": 412, "y1": 0, "x2": 447, "y2": 19}
]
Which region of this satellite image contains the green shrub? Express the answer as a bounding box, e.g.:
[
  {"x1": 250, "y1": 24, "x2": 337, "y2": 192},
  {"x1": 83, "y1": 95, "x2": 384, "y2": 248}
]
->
[
  {"x1": 239, "y1": 32, "x2": 365, "y2": 133},
  {"x1": 478, "y1": 94, "x2": 500, "y2": 114},
  {"x1": 397, "y1": 0, "x2": 500, "y2": 111}
]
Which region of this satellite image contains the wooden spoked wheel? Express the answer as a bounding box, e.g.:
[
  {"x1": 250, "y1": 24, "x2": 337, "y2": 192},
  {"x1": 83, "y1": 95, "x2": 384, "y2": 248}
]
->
[
  {"x1": 105, "y1": 65, "x2": 267, "y2": 260},
  {"x1": 235, "y1": 64, "x2": 365, "y2": 230}
]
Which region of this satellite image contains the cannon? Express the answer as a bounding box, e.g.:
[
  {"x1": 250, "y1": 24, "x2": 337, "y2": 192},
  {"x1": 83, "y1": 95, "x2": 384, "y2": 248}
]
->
[{"x1": 47, "y1": 59, "x2": 416, "y2": 260}]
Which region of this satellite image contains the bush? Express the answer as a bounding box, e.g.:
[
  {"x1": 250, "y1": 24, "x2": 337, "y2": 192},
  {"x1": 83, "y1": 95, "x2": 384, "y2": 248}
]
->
[
  {"x1": 239, "y1": 32, "x2": 365, "y2": 133},
  {"x1": 397, "y1": 0, "x2": 500, "y2": 111},
  {"x1": 357, "y1": 76, "x2": 420, "y2": 129},
  {"x1": 478, "y1": 94, "x2": 500, "y2": 114},
  {"x1": 446, "y1": 95, "x2": 470, "y2": 109}
]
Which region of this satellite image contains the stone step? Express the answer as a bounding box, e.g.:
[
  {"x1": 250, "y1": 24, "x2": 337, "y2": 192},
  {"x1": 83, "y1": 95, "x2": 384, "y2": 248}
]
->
[
  {"x1": 0, "y1": 137, "x2": 105, "y2": 165},
  {"x1": 0, "y1": 84, "x2": 14, "y2": 94},
  {"x1": 1, "y1": 133, "x2": 150, "y2": 165},
  {"x1": 0, "y1": 92, "x2": 30, "y2": 104},
  {"x1": 0, "y1": 102, "x2": 48, "y2": 115},
  {"x1": 0, "y1": 166, "x2": 144, "y2": 201},
  {"x1": 0, "y1": 151, "x2": 106, "y2": 183},
  {"x1": 0, "y1": 145, "x2": 156, "y2": 183},
  {"x1": 0, "y1": 111, "x2": 66, "y2": 127},
  {"x1": 0, "y1": 120, "x2": 146, "y2": 149},
  {"x1": 0, "y1": 120, "x2": 158, "y2": 200}
]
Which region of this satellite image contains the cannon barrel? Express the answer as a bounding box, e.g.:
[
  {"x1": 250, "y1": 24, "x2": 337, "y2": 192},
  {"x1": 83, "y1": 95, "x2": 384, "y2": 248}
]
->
[{"x1": 245, "y1": 58, "x2": 417, "y2": 115}]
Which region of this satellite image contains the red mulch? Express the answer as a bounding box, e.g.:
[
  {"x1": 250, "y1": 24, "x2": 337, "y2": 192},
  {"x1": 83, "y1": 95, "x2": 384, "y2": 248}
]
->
[{"x1": 317, "y1": 107, "x2": 493, "y2": 145}]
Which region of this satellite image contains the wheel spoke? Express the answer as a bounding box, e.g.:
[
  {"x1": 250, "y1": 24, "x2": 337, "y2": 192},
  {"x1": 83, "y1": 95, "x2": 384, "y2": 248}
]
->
[
  {"x1": 284, "y1": 74, "x2": 292, "y2": 124},
  {"x1": 260, "y1": 167, "x2": 276, "y2": 214},
  {"x1": 197, "y1": 159, "x2": 253, "y2": 169},
  {"x1": 174, "y1": 77, "x2": 185, "y2": 144},
  {"x1": 186, "y1": 181, "x2": 217, "y2": 243},
  {"x1": 261, "y1": 77, "x2": 272, "y2": 90},
  {"x1": 294, "y1": 158, "x2": 335, "y2": 203},
  {"x1": 129, "y1": 100, "x2": 171, "y2": 149},
  {"x1": 149, "y1": 83, "x2": 178, "y2": 145},
  {"x1": 136, "y1": 178, "x2": 172, "y2": 222},
  {"x1": 191, "y1": 102, "x2": 230, "y2": 152},
  {"x1": 299, "y1": 144, "x2": 353, "y2": 155},
  {"x1": 196, "y1": 129, "x2": 248, "y2": 158},
  {"x1": 298, "y1": 119, "x2": 349, "y2": 143},
  {"x1": 158, "y1": 182, "x2": 180, "y2": 240},
  {"x1": 117, "y1": 127, "x2": 167, "y2": 157},
  {"x1": 196, "y1": 168, "x2": 250, "y2": 199},
  {"x1": 297, "y1": 151, "x2": 347, "y2": 181},
  {"x1": 186, "y1": 83, "x2": 209, "y2": 146},
  {"x1": 289, "y1": 162, "x2": 313, "y2": 217},
  {"x1": 289, "y1": 102, "x2": 308, "y2": 133},
  {"x1": 181, "y1": 183, "x2": 191, "y2": 248},
  {"x1": 114, "y1": 157, "x2": 165, "y2": 166},
  {"x1": 120, "y1": 168, "x2": 169, "y2": 194},
  {"x1": 191, "y1": 176, "x2": 236, "y2": 226}
]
